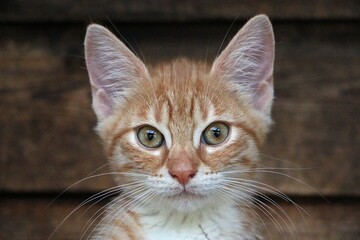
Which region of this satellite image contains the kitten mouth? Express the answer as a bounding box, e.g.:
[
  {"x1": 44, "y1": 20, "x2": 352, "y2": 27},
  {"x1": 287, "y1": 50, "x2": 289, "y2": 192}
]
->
[{"x1": 170, "y1": 189, "x2": 206, "y2": 199}]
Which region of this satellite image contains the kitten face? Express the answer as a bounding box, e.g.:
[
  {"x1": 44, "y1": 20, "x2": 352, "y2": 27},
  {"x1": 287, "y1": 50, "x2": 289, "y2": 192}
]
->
[{"x1": 85, "y1": 15, "x2": 274, "y2": 212}]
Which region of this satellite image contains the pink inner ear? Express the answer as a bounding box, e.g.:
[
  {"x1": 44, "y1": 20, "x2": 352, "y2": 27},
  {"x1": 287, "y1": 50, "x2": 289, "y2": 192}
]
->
[
  {"x1": 85, "y1": 24, "x2": 150, "y2": 121},
  {"x1": 93, "y1": 88, "x2": 113, "y2": 120},
  {"x1": 211, "y1": 15, "x2": 275, "y2": 116},
  {"x1": 254, "y1": 77, "x2": 274, "y2": 115}
]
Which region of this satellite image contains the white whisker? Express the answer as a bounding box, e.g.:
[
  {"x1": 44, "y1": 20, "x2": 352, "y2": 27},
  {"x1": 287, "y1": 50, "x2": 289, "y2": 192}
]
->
[{"x1": 83, "y1": 186, "x2": 150, "y2": 240}]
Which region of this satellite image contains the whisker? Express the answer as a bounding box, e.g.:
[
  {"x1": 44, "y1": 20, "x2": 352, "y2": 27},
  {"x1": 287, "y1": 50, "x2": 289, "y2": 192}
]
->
[
  {"x1": 216, "y1": 16, "x2": 239, "y2": 58},
  {"x1": 221, "y1": 166, "x2": 313, "y2": 174},
  {"x1": 220, "y1": 166, "x2": 327, "y2": 202},
  {"x1": 104, "y1": 190, "x2": 156, "y2": 239},
  {"x1": 48, "y1": 186, "x2": 118, "y2": 240},
  {"x1": 92, "y1": 186, "x2": 154, "y2": 238},
  {"x1": 85, "y1": 162, "x2": 115, "y2": 177},
  {"x1": 260, "y1": 153, "x2": 302, "y2": 166},
  {"x1": 223, "y1": 178, "x2": 309, "y2": 217},
  {"x1": 106, "y1": 17, "x2": 140, "y2": 60},
  {"x1": 83, "y1": 186, "x2": 150, "y2": 240},
  {"x1": 215, "y1": 187, "x2": 283, "y2": 239},
  {"x1": 84, "y1": 197, "x2": 126, "y2": 240},
  {"x1": 48, "y1": 175, "x2": 147, "y2": 239},
  {"x1": 47, "y1": 172, "x2": 138, "y2": 208},
  {"x1": 221, "y1": 183, "x2": 299, "y2": 240},
  {"x1": 79, "y1": 181, "x2": 149, "y2": 219},
  {"x1": 246, "y1": 169, "x2": 327, "y2": 201},
  {"x1": 51, "y1": 181, "x2": 147, "y2": 240}
]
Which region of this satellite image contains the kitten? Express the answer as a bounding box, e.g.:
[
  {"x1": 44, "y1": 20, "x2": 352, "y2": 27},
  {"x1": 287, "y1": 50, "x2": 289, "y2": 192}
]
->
[{"x1": 84, "y1": 14, "x2": 275, "y2": 240}]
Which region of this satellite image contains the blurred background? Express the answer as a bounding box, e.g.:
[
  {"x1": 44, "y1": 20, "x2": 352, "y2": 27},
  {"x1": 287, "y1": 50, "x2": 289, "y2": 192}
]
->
[{"x1": 0, "y1": 1, "x2": 359, "y2": 239}]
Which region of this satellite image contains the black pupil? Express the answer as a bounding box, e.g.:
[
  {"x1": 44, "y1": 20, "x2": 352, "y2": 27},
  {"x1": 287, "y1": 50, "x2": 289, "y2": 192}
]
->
[
  {"x1": 211, "y1": 127, "x2": 221, "y2": 138},
  {"x1": 146, "y1": 130, "x2": 156, "y2": 141}
]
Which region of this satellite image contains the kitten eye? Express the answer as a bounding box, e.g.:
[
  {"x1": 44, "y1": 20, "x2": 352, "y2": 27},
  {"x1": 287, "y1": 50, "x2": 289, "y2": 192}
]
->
[
  {"x1": 137, "y1": 126, "x2": 164, "y2": 148},
  {"x1": 202, "y1": 122, "x2": 229, "y2": 145}
]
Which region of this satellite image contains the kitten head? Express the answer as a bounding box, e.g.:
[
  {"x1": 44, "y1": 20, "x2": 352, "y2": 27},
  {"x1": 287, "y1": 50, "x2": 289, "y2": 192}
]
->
[{"x1": 85, "y1": 15, "x2": 274, "y2": 212}]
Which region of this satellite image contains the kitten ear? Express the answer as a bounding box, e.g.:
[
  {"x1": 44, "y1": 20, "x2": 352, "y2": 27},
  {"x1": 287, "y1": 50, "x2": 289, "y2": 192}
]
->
[
  {"x1": 211, "y1": 15, "x2": 275, "y2": 116},
  {"x1": 84, "y1": 24, "x2": 149, "y2": 121}
]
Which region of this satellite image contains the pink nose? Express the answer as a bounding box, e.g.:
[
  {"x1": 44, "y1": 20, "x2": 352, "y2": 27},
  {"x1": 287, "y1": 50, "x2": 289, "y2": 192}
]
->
[{"x1": 169, "y1": 170, "x2": 196, "y2": 185}]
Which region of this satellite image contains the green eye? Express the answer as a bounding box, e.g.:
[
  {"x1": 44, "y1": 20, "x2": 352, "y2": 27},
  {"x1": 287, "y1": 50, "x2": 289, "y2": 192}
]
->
[
  {"x1": 202, "y1": 122, "x2": 229, "y2": 145},
  {"x1": 137, "y1": 126, "x2": 164, "y2": 148}
]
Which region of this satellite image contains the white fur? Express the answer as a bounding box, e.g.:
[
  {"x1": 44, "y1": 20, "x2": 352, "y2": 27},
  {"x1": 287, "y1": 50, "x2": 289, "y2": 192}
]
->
[
  {"x1": 85, "y1": 24, "x2": 149, "y2": 121},
  {"x1": 211, "y1": 15, "x2": 275, "y2": 118},
  {"x1": 139, "y1": 203, "x2": 252, "y2": 240},
  {"x1": 92, "y1": 195, "x2": 257, "y2": 240},
  {"x1": 86, "y1": 15, "x2": 274, "y2": 240}
]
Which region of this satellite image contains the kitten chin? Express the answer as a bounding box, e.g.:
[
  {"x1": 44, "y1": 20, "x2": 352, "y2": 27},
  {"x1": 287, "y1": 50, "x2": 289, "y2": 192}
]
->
[
  {"x1": 147, "y1": 195, "x2": 213, "y2": 213},
  {"x1": 85, "y1": 14, "x2": 275, "y2": 240}
]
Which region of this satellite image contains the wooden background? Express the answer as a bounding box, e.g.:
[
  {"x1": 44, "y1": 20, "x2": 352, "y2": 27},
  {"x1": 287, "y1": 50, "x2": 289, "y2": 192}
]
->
[{"x1": 0, "y1": 1, "x2": 359, "y2": 239}]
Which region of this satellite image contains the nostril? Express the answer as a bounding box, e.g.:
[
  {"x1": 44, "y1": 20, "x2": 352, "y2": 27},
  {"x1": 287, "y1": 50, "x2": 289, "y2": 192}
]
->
[
  {"x1": 169, "y1": 170, "x2": 197, "y2": 185},
  {"x1": 169, "y1": 171, "x2": 180, "y2": 179}
]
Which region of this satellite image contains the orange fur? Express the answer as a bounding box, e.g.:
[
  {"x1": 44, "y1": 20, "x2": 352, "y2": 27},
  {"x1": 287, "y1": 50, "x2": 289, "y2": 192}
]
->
[
  {"x1": 99, "y1": 59, "x2": 269, "y2": 176},
  {"x1": 85, "y1": 14, "x2": 275, "y2": 240}
]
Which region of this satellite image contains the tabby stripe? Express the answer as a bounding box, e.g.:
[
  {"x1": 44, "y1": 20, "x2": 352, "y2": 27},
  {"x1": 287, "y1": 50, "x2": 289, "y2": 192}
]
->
[
  {"x1": 154, "y1": 103, "x2": 162, "y2": 123},
  {"x1": 189, "y1": 95, "x2": 195, "y2": 118},
  {"x1": 121, "y1": 223, "x2": 137, "y2": 240},
  {"x1": 241, "y1": 156, "x2": 257, "y2": 169},
  {"x1": 126, "y1": 210, "x2": 141, "y2": 227},
  {"x1": 165, "y1": 94, "x2": 174, "y2": 121},
  {"x1": 233, "y1": 122, "x2": 260, "y2": 147},
  {"x1": 108, "y1": 128, "x2": 133, "y2": 157}
]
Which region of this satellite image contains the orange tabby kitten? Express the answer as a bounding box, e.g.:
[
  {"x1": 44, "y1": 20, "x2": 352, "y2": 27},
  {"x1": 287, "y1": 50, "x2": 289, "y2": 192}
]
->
[{"x1": 84, "y1": 14, "x2": 274, "y2": 240}]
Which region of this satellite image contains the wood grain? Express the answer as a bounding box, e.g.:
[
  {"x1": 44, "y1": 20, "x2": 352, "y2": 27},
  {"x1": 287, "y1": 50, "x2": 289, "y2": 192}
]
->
[
  {"x1": 0, "y1": 22, "x2": 359, "y2": 195},
  {"x1": 1, "y1": 2, "x2": 358, "y2": 239},
  {"x1": 260, "y1": 198, "x2": 360, "y2": 240},
  {"x1": 0, "y1": 0, "x2": 359, "y2": 22},
  {"x1": 0, "y1": 197, "x2": 359, "y2": 239}
]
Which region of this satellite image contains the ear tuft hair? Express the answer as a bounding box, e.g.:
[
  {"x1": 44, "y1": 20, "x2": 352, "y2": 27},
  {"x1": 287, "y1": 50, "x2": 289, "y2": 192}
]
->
[
  {"x1": 211, "y1": 14, "x2": 275, "y2": 117},
  {"x1": 84, "y1": 24, "x2": 149, "y2": 121}
]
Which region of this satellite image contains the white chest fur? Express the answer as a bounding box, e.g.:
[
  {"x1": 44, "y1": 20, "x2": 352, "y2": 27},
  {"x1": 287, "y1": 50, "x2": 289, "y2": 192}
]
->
[{"x1": 138, "y1": 204, "x2": 253, "y2": 240}]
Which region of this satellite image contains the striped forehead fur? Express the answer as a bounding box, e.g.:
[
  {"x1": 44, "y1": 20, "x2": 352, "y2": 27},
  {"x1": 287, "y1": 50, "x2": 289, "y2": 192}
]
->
[
  {"x1": 99, "y1": 58, "x2": 269, "y2": 167},
  {"x1": 85, "y1": 14, "x2": 276, "y2": 240}
]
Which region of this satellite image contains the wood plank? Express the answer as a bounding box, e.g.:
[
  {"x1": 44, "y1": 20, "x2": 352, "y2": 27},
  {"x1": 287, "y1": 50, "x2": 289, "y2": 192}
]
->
[
  {"x1": 0, "y1": 0, "x2": 359, "y2": 22},
  {"x1": 260, "y1": 198, "x2": 360, "y2": 240},
  {"x1": 0, "y1": 197, "x2": 100, "y2": 239},
  {"x1": 0, "y1": 197, "x2": 359, "y2": 239},
  {"x1": 0, "y1": 22, "x2": 359, "y2": 195}
]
